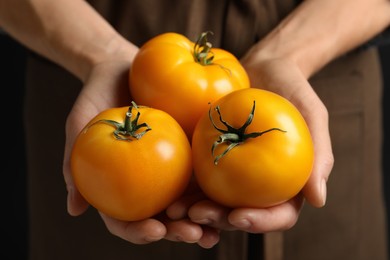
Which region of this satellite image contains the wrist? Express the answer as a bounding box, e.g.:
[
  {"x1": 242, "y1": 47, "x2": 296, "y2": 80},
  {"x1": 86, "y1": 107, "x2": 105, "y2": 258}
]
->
[
  {"x1": 242, "y1": 0, "x2": 390, "y2": 79},
  {"x1": 78, "y1": 35, "x2": 138, "y2": 83},
  {"x1": 241, "y1": 15, "x2": 333, "y2": 79},
  {"x1": 57, "y1": 24, "x2": 139, "y2": 82},
  {"x1": 0, "y1": 0, "x2": 139, "y2": 83}
]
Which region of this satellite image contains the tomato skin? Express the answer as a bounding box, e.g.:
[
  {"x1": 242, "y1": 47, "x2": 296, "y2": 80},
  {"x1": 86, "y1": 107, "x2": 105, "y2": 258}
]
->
[
  {"x1": 129, "y1": 32, "x2": 250, "y2": 139},
  {"x1": 71, "y1": 106, "x2": 192, "y2": 221},
  {"x1": 192, "y1": 88, "x2": 314, "y2": 208}
]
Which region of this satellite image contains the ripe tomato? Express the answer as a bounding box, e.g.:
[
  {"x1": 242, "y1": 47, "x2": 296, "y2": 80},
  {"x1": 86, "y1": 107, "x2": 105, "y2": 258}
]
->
[
  {"x1": 129, "y1": 31, "x2": 250, "y2": 139},
  {"x1": 70, "y1": 103, "x2": 192, "y2": 221},
  {"x1": 192, "y1": 88, "x2": 314, "y2": 208}
]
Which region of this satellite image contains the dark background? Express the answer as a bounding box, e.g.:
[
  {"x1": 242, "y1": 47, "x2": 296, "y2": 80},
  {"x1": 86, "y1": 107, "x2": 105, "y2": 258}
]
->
[
  {"x1": 1, "y1": 33, "x2": 390, "y2": 259},
  {"x1": 0, "y1": 33, "x2": 28, "y2": 259}
]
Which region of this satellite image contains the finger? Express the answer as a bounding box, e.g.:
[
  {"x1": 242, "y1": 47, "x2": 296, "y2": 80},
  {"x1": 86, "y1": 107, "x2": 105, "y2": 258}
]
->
[
  {"x1": 164, "y1": 218, "x2": 220, "y2": 248},
  {"x1": 228, "y1": 194, "x2": 304, "y2": 233},
  {"x1": 166, "y1": 178, "x2": 207, "y2": 220},
  {"x1": 302, "y1": 148, "x2": 332, "y2": 208},
  {"x1": 188, "y1": 200, "x2": 236, "y2": 231},
  {"x1": 164, "y1": 219, "x2": 203, "y2": 243},
  {"x1": 300, "y1": 101, "x2": 334, "y2": 207},
  {"x1": 197, "y1": 226, "x2": 220, "y2": 249},
  {"x1": 282, "y1": 79, "x2": 333, "y2": 208},
  {"x1": 63, "y1": 115, "x2": 90, "y2": 216},
  {"x1": 166, "y1": 191, "x2": 207, "y2": 220},
  {"x1": 66, "y1": 184, "x2": 90, "y2": 216},
  {"x1": 100, "y1": 213, "x2": 167, "y2": 244}
]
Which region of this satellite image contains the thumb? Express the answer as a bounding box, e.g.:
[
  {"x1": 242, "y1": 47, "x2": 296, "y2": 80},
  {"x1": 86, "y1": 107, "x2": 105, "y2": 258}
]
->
[
  {"x1": 63, "y1": 116, "x2": 90, "y2": 216},
  {"x1": 302, "y1": 120, "x2": 334, "y2": 208}
]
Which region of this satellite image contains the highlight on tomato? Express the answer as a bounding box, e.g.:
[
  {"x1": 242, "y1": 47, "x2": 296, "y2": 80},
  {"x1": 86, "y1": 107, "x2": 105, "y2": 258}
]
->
[
  {"x1": 129, "y1": 31, "x2": 250, "y2": 139},
  {"x1": 191, "y1": 88, "x2": 314, "y2": 208},
  {"x1": 70, "y1": 102, "x2": 192, "y2": 221}
]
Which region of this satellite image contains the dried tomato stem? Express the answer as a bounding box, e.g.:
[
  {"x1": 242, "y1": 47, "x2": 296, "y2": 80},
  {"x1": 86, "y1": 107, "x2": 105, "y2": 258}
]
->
[{"x1": 209, "y1": 100, "x2": 286, "y2": 165}]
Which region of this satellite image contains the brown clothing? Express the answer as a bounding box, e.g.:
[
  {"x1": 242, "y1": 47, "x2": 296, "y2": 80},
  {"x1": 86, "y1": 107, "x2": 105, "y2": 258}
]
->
[
  {"x1": 285, "y1": 48, "x2": 387, "y2": 260},
  {"x1": 25, "y1": 1, "x2": 387, "y2": 259}
]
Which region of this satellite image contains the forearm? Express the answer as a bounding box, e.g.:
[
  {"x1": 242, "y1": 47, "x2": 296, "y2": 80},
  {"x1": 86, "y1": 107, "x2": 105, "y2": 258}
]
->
[
  {"x1": 246, "y1": 0, "x2": 390, "y2": 78},
  {"x1": 0, "y1": 0, "x2": 137, "y2": 81}
]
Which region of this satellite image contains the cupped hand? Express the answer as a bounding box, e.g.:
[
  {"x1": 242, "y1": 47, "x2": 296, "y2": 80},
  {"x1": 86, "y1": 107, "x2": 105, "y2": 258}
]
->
[
  {"x1": 240, "y1": 55, "x2": 334, "y2": 209},
  {"x1": 168, "y1": 52, "x2": 333, "y2": 234},
  {"x1": 62, "y1": 58, "x2": 219, "y2": 248},
  {"x1": 167, "y1": 188, "x2": 304, "y2": 234},
  {"x1": 63, "y1": 60, "x2": 133, "y2": 217}
]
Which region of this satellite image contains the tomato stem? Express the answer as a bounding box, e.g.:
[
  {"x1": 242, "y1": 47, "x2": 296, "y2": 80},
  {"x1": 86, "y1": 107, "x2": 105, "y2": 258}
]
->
[
  {"x1": 87, "y1": 101, "x2": 151, "y2": 141},
  {"x1": 193, "y1": 31, "x2": 215, "y2": 65},
  {"x1": 193, "y1": 31, "x2": 232, "y2": 76},
  {"x1": 209, "y1": 101, "x2": 286, "y2": 165}
]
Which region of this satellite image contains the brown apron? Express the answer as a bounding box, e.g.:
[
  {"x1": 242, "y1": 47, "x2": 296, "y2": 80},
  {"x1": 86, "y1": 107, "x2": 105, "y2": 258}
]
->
[{"x1": 24, "y1": 1, "x2": 387, "y2": 259}]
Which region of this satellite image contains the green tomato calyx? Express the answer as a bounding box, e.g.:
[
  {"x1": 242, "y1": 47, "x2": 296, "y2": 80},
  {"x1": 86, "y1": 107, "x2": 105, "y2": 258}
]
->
[
  {"x1": 193, "y1": 31, "x2": 232, "y2": 76},
  {"x1": 87, "y1": 101, "x2": 151, "y2": 141},
  {"x1": 193, "y1": 31, "x2": 215, "y2": 66},
  {"x1": 210, "y1": 100, "x2": 286, "y2": 165}
]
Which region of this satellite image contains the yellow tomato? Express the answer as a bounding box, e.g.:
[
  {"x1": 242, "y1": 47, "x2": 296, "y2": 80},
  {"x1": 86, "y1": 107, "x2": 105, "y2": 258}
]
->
[
  {"x1": 129, "y1": 31, "x2": 250, "y2": 139},
  {"x1": 71, "y1": 103, "x2": 192, "y2": 221},
  {"x1": 192, "y1": 88, "x2": 314, "y2": 208}
]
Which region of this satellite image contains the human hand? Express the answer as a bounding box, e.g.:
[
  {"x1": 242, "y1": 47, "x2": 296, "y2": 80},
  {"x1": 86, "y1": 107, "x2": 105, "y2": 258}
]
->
[
  {"x1": 240, "y1": 55, "x2": 334, "y2": 209},
  {"x1": 167, "y1": 53, "x2": 333, "y2": 234},
  {"x1": 168, "y1": 190, "x2": 304, "y2": 234},
  {"x1": 62, "y1": 58, "x2": 220, "y2": 248}
]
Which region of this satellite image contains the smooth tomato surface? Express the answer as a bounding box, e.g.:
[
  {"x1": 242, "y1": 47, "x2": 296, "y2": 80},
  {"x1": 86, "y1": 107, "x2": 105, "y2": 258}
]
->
[
  {"x1": 71, "y1": 105, "x2": 192, "y2": 221},
  {"x1": 192, "y1": 88, "x2": 314, "y2": 208},
  {"x1": 129, "y1": 32, "x2": 250, "y2": 138}
]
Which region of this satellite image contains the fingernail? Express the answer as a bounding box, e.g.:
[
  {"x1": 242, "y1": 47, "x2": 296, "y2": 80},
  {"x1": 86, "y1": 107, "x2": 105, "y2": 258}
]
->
[
  {"x1": 231, "y1": 219, "x2": 251, "y2": 229},
  {"x1": 145, "y1": 236, "x2": 162, "y2": 242},
  {"x1": 194, "y1": 218, "x2": 212, "y2": 225}
]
